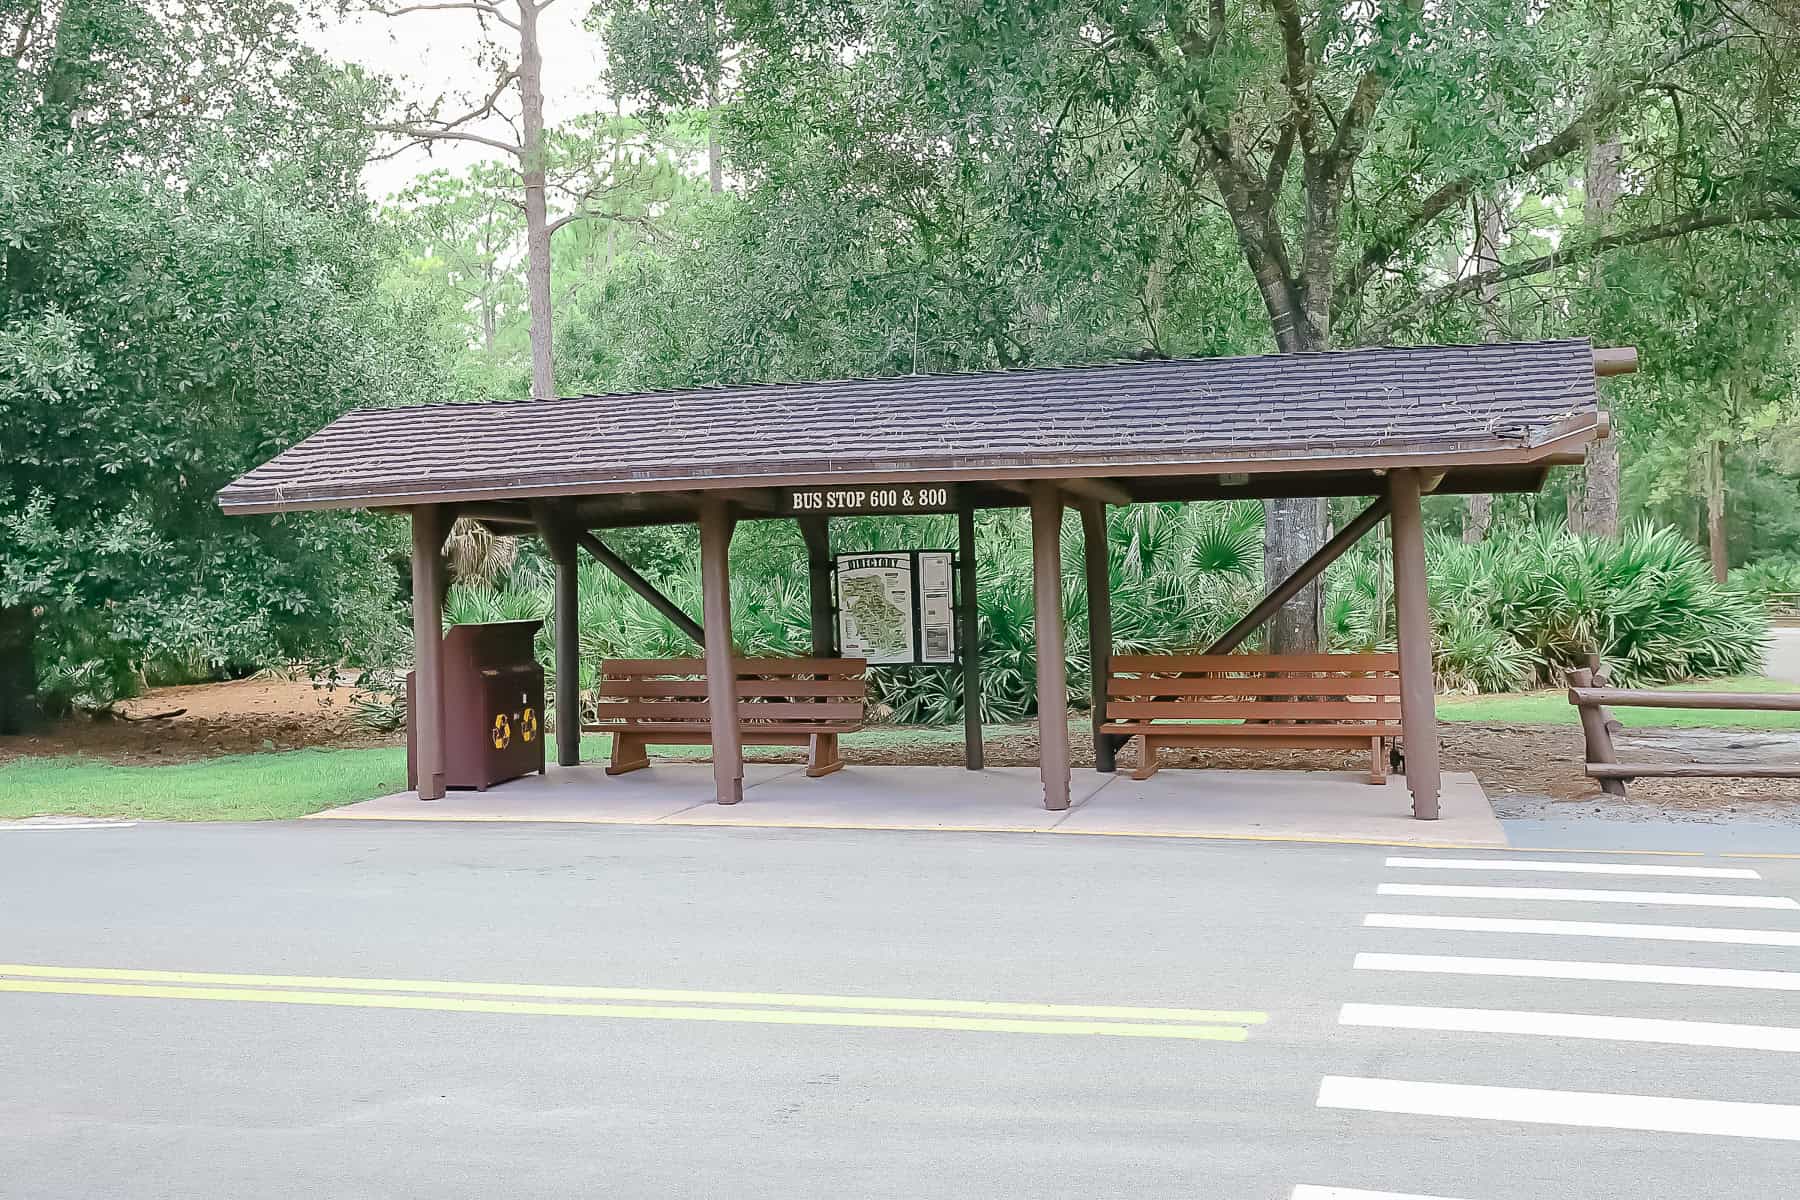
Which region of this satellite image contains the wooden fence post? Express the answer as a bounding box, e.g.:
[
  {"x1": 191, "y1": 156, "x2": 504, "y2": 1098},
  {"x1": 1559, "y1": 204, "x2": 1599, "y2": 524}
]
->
[{"x1": 1568, "y1": 666, "x2": 1628, "y2": 795}]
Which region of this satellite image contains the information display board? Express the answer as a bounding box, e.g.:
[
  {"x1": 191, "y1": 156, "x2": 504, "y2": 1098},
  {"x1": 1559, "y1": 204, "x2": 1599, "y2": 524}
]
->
[
  {"x1": 834, "y1": 551, "x2": 957, "y2": 666},
  {"x1": 785, "y1": 485, "x2": 958, "y2": 516}
]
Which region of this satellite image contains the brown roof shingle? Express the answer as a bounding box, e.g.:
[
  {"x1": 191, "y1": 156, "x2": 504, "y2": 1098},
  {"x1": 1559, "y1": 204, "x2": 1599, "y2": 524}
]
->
[{"x1": 218, "y1": 338, "x2": 1603, "y2": 514}]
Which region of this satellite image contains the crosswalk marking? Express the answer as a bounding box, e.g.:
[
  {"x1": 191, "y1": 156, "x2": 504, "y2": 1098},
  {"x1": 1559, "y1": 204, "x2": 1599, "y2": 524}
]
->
[
  {"x1": 1355, "y1": 952, "x2": 1800, "y2": 991},
  {"x1": 1364, "y1": 913, "x2": 1800, "y2": 947},
  {"x1": 1384, "y1": 856, "x2": 1759, "y2": 880},
  {"x1": 1377, "y1": 883, "x2": 1798, "y2": 909},
  {"x1": 1341, "y1": 1003, "x2": 1800, "y2": 1052},
  {"x1": 1292, "y1": 1188, "x2": 1472, "y2": 1200},
  {"x1": 1317, "y1": 1075, "x2": 1800, "y2": 1140}
]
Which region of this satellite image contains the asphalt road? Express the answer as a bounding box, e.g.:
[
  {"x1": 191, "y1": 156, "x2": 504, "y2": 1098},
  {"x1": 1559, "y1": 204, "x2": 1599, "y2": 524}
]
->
[{"x1": 2, "y1": 821, "x2": 1798, "y2": 1199}]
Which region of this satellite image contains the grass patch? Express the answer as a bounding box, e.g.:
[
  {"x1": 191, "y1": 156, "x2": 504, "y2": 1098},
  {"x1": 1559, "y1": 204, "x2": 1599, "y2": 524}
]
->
[
  {"x1": 1440, "y1": 675, "x2": 1800, "y2": 729},
  {"x1": 0, "y1": 747, "x2": 412, "y2": 822}
]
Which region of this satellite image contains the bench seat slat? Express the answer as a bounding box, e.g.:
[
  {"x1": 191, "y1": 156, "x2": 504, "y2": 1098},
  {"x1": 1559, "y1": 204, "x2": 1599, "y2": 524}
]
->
[
  {"x1": 590, "y1": 721, "x2": 865, "y2": 736},
  {"x1": 1107, "y1": 699, "x2": 1400, "y2": 721},
  {"x1": 1101, "y1": 721, "x2": 1396, "y2": 737}
]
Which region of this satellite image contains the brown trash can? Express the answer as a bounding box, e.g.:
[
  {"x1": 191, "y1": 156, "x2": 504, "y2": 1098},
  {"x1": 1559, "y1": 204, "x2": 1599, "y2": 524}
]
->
[{"x1": 407, "y1": 619, "x2": 546, "y2": 792}]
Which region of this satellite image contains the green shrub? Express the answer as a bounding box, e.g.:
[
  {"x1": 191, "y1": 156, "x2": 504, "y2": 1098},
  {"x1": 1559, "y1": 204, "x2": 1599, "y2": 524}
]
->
[{"x1": 1329, "y1": 523, "x2": 1767, "y2": 691}]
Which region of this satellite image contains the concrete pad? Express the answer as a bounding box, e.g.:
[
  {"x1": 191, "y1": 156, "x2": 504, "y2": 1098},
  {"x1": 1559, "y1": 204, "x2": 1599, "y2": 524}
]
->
[
  {"x1": 664, "y1": 766, "x2": 1114, "y2": 831},
  {"x1": 308, "y1": 763, "x2": 808, "y2": 824},
  {"x1": 1054, "y1": 768, "x2": 1505, "y2": 847}
]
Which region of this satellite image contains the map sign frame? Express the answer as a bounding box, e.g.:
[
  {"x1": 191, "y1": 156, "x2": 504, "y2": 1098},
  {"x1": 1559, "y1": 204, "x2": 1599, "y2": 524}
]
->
[{"x1": 833, "y1": 550, "x2": 958, "y2": 666}]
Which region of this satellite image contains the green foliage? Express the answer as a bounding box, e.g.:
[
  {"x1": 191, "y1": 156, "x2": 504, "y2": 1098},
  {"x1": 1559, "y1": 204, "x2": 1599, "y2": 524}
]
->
[
  {"x1": 0, "y1": 1, "x2": 452, "y2": 704},
  {"x1": 446, "y1": 505, "x2": 1760, "y2": 721},
  {"x1": 1329, "y1": 524, "x2": 1767, "y2": 693}
]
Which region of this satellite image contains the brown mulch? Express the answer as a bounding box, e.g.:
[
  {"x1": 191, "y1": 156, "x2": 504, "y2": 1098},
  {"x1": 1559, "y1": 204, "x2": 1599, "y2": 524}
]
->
[{"x1": 7, "y1": 679, "x2": 1800, "y2": 816}]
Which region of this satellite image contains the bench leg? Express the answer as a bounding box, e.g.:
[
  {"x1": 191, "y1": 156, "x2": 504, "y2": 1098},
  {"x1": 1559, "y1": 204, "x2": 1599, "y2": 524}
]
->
[
  {"x1": 1367, "y1": 737, "x2": 1386, "y2": 786},
  {"x1": 805, "y1": 732, "x2": 844, "y2": 778},
  {"x1": 1130, "y1": 734, "x2": 1161, "y2": 781},
  {"x1": 606, "y1": 732, "x2": 651, "y2": 776}
]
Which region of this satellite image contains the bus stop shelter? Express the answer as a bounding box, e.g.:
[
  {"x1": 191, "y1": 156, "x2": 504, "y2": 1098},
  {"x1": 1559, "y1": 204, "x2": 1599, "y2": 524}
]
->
[{"x1": 219, "y1": 338, "x2": 1633, "y2": 821}]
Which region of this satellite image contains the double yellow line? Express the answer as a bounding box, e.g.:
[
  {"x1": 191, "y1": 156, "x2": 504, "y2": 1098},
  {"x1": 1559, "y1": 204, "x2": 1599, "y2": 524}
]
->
[{"x1": 0, "y1": 963, "x2": 1267, "y2": 1041}]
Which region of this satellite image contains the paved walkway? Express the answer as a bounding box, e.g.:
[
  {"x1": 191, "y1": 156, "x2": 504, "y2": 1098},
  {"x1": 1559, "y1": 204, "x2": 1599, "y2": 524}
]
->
[
  {"x1": 313, "y1": 763, "x2": 1506, "y2": 847},
  {"x1": 1765, "y1": 626, "x2": 1800, "y2": 684}
]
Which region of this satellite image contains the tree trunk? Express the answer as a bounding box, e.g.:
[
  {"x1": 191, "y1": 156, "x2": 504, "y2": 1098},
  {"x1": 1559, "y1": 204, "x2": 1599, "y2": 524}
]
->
[
  {"x1": 1464, "y1": 493, "x2": 1492, "y2": 544},
  {"x1": 1462, "y1": 197, "x2": 1507, "y2": 539},
  {"x1": 1264, "y1": 313, "x2": 1329, "y2": 653},
  {"x1": 704, "y1": 4, "x2": 723, "y2": 193},
  {"x1": 1265, "y1": 496, "x2": 1328, "y2": 653},
  {"x1": 518, "y1": 0, "x2": 555, "y2": 401},
  {"x1": 1578, "y1": 135, "x2": 1623, "y2": 537},
  {"x1": 1706, "y1": 438, "x2": 1728, "y2": 583},
  {"x1": 0, "y1": 606, "x2": 39, "y2": 735}
]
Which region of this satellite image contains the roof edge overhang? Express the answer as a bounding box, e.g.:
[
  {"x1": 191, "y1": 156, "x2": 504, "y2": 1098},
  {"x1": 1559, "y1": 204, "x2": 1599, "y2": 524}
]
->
[{"x1": 217, "y1": 412, "x2": 1603, "y2": 516}]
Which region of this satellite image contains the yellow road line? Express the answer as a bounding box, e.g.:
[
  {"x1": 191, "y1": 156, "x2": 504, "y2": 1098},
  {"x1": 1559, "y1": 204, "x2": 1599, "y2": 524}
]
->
[
  {"x1": 0, "y1": 979, "x2": 1254, "y2": 1040},
  {"x1": 0, "y1": 964, "x2": 1264, "y2": 1024}
]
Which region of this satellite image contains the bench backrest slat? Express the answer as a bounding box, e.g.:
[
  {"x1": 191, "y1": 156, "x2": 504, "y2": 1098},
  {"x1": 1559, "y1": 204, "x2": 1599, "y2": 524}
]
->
[
  {"x1": 596, "y1": 657, "x2": 868, "y2": 728},
  {"x1": 593, "y1": 699, "x2": 867, "y2": 722},
  {"x1": 1105, "y1": 651, "x2": 1401, "y2": 726},
  {"x1": 601, "y1": 657, "x2": 866, "y2": 677},
  {"x1": 1110, "y1": 652, "x2": 1398, "y2": 674}
]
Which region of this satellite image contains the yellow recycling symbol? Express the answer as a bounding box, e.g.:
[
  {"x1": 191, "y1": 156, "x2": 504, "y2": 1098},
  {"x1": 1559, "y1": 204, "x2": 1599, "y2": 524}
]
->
[
  {"x1": 491, "y1": 712, "x2": 512, "y2": 750},
  {"x1": 520, "y1": 707, "x2": 539, "y2": 743}
]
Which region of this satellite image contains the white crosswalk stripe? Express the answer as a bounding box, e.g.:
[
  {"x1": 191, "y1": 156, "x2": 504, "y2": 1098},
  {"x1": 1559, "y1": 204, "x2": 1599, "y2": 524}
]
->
[
  {"x1": 1384, "y1": 856, "x2": 1759, "y2": 879},
  {"x1": 1377, "y1": 882, "x2": 1797, "y2": 909},
  {"x1": 1318, "y1": 1076, "x2": 1800, "y2": 1141},
  {"x1": 1354, "y1": 952, "x2": 1800, "y2": 991},
  {"x1": 1292, "y1": 1188, "x2": 1474, "y2": 1200},
  {"x1": 1340, "y1": 1003, "x2": 1800, "y2": 1053},
  {"x1": 1363, "y1": 912, "x2": 1800, "y2": 947}
]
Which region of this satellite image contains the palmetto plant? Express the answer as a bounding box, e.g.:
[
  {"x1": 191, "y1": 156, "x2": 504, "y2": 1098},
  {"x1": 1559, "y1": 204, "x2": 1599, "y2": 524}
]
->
[{"x1": 443, "y1": 509, "x2": 1766, "y2": 725}]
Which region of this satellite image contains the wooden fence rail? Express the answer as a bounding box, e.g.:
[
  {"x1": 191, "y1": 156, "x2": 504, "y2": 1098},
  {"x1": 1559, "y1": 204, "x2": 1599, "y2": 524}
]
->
[{"x1": 1566, "y1": 664, "x2": 1800, "y2": 796}]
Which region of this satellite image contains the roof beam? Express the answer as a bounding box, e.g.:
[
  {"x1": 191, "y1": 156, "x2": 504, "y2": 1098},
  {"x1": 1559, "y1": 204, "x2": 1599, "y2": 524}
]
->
[{"x1": 1593, "y1": 346, "x2": 1638, "y2": 377}]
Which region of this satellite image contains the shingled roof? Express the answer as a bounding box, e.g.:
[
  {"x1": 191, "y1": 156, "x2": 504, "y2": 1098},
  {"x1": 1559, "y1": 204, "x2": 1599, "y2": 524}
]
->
[{"x1": 218, "y1": 338, "x2": 1608, "y2": 515}]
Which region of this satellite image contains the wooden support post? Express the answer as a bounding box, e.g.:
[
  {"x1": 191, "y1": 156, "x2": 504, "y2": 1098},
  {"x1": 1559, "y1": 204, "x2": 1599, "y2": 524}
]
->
[
  {"x1": 1030, "y1": 483, "x2": 1071, "y2": 811},
  {"x1": 1568, "y1": 666, "x2": 1629, "y2": 796},
  {"x1": 1207, "y1": 496, "x2": 1391, "y2": 656},
  {"x1": 698, "y1": 499, "x2": 743, "y2": 805},
  {"x1": 1078, "y1": 498, "x2": 1115, "y2": 773},
  {"x1": 798, "y1": 516, "x2": 835, "y2": 657},
  {"x1": 539, "y1": 513, "x2": 581, "y2": 768},
  {"x1": 1388, "y1": 470, "x2": 1440, "y2": 820},
  {"x1": 576, "y1": 530, "x2": 704, "y2": 647},
  {"x1": 410, "y1": 504, "x2": 450, "y2": 801},
  {"x1": 957, "y1": 500, "x2": 983, "y2": 771}
]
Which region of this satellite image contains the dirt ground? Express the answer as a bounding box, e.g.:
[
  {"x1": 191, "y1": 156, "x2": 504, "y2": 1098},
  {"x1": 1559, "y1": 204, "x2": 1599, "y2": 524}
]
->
[
  {"x1": 6, "y1": 678, "x2": 1800, "y2": 817},
  {"x1": 0, "y1": 678, "x2": 401, "y2": 766}
]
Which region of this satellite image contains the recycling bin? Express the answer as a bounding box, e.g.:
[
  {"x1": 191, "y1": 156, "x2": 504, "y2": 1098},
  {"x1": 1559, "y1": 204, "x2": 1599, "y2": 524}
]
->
[{"x1": 407, "y1": 619, "x2": 546, "y2": 791}]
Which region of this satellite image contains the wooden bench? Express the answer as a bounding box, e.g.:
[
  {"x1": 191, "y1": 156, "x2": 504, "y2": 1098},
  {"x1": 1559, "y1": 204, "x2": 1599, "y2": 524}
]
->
[
  {"x1": 1568, "y1": 664, "x2": 1800, "y2": 795},
  {"x1": 588, "y1": 657, "x2": 867, "y2": 778},
  {"x1": 1101, "y1": 652, "x2": 1403, "y2": 783}
]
